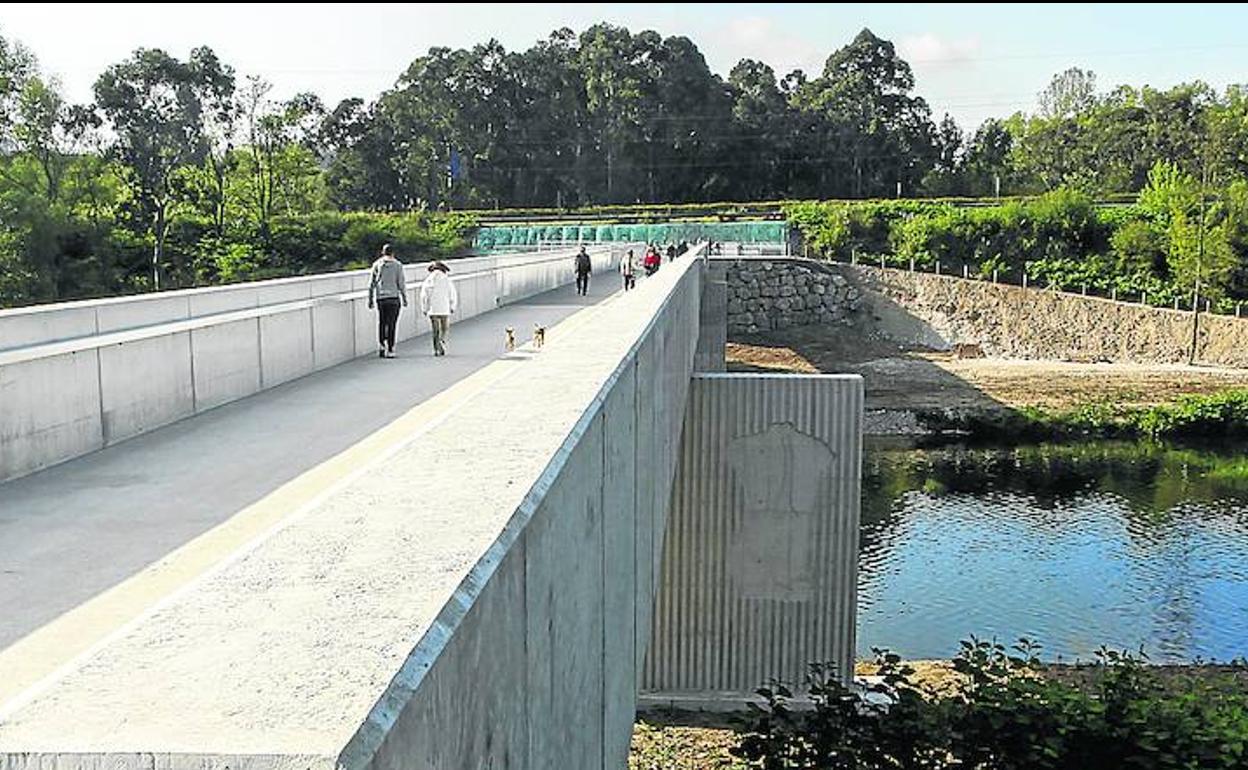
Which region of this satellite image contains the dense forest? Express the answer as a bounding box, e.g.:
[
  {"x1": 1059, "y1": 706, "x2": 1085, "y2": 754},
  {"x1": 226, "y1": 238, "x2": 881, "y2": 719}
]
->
[{"x1": 2, "y1": 23, "x2": 1247, "y2": 307}]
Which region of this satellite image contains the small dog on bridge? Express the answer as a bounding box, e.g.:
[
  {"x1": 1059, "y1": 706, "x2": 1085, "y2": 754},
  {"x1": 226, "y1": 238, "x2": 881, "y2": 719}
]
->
[
  {"x1": 533, "y1": 324, "x2": 546, "y2": 349},
  {"x1": 505, "y1": 327, "x2": 516, "y2": 352}
]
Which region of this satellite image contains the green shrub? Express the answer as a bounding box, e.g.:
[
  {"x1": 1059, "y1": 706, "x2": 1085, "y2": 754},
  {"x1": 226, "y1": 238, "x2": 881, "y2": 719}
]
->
[
  {"x1": 1112, "y1": 218, "x2": 1169, "y2": 276},
  {"x1": 734, "y1": 638, "x2": 1248, "y2": 770},
  {"x1": 266, "y1": 211, "x2": 475, "y2": 274},
  {"x1": 1134, "y1": 390, "x2": 1248, "y2": 440}
]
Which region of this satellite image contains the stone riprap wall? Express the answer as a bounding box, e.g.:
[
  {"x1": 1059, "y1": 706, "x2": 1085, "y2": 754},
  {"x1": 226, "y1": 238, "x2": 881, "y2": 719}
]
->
[
  {"x1": 723, "y1": 259, "x2": 861, "y2": 335},
  {"x1": 842, "y1": 265, "x2": 1248, "y2": 367}
]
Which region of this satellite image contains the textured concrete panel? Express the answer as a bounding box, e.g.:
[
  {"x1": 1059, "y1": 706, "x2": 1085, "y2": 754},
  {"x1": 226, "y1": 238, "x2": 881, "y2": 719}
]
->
[
  {"x1": 524, "y1": 419, "x2": 606, "y2": 770},
  {"x1": 96, "y1": 295, "x2": 191, "y2": 333},
  {"x1": 0, "y1": 351, "x2": 102, "y2": 480},
  {"x1": 695, "y1": 262, "x2": 727, "y2": 372},
  {"x1": 191, "y1": 319, "x2": 262, "y2": 411},
  {"x1": 644, "y1": 373, "x2": 863, "y2": 699},
  {"x1": 0, "y1": 307, "x2": 96, "y2": 351},
  {"x1": 351, "y1": 298, "x2": 377, "y2": 356},
  {"x1": 99, "y1": 333, "x2": 195, "y2": 445},
  {"x1": 601, "y1": 364, "x2": 639, "y2": 769},
  {"x1": 187, "y1": 287, "x2": 260, "y2": 317},
  {"x1": 356, "y1": 542, "x2": 528, "y2": 770},
  {"x1": 632, "y1": 340, "x2": 658, "y2": 683},
  {"x1": 255, "y1": 280, "x2": 313, "y2": 307},
  {"x1": 259, "y1": 309, "x2": 314, "y2": 388},
  {"x1": 311, "y1": 302, "x2": 355, "y2": 370}
]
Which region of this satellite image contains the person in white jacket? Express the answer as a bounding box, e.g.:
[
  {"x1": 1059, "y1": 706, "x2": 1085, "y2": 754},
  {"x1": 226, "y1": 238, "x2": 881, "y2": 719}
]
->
[
  {"x1": 419, "y1": 261, "x2": 458, "y2": 356},
  {"x1": 620, "y1": 248, "x2": 637, "y2": 291}
]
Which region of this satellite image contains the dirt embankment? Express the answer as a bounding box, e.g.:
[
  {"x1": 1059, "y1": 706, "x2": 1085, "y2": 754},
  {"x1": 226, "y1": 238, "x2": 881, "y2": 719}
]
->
[{"x1": 727, "y1": 325, "x2": 1248, "y2": 415}]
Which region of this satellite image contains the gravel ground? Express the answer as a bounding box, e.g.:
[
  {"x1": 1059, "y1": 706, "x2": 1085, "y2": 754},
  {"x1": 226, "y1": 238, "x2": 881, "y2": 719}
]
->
[{"x1": 726, "y1": 325, "x2": 1248, "y2": 413}]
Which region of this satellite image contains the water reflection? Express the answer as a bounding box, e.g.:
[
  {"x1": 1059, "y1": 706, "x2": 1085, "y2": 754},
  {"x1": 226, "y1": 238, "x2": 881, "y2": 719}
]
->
[{"x1": 858, "y1": 439, "x2": 1248, "y2": 663}]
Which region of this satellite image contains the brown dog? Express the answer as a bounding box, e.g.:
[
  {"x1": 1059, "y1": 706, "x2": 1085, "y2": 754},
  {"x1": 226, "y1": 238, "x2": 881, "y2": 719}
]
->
[
  {"x1": 505, "y1": 327, "x2": 515, "y2": 352},
  {"x1": 533, "y1": 324, "x2": 546, "y2": 349}
]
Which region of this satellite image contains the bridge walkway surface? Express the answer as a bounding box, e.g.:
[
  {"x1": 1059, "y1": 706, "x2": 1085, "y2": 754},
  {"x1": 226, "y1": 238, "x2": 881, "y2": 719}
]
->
[{"x1": 0, "y1": 274, "x2": 622, "y2": 710}]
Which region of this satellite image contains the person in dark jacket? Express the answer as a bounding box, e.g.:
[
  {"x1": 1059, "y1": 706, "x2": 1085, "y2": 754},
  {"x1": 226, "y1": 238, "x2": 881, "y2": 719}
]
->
[
  {"x1": 574, "y1": 246, "x2": 592, "y2": 296},
  {"x1": 367, "y1": 243, "x2": 407, "y2": 358}
]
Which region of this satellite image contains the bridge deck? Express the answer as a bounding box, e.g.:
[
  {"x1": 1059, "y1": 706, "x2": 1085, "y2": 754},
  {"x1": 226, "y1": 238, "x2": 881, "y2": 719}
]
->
[{"x1": 0, "y1": 275, "x2": 622, "y2": 711}]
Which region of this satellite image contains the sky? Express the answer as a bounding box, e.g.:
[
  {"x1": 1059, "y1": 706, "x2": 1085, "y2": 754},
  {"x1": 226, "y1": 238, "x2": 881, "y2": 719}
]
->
[{"x1": 3, "y1": 3, "x2": 1248, "y2": 130}]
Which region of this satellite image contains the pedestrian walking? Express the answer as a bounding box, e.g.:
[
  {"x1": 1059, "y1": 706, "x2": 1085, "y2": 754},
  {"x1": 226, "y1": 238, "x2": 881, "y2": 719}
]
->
[
  {"x1": 419, "y1": 261, "x2": 458, "y2": 356},
  {"x1": 574, "y1": 245, "x2": 592, "y2": 296},
  {"x1": 643, "y1": 245, "x2": 661, "y2": 276},
  {"x1": 620, "y1": 249, "x2": 637, "y2": 291},
  {"x1": 368, "y1": 243, "x2": 406, "y2": 358}
]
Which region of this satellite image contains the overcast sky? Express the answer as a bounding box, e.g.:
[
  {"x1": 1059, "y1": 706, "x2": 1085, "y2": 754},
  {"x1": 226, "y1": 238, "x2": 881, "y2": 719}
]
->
[{"x1": 4, "y1": 3, "x2": 1247, "y2": 129}]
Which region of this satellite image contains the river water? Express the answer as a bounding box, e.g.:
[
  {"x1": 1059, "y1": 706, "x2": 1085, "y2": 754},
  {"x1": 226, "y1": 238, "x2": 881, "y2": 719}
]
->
[{"x1": 858, "y1": 439, "x2": 1248, "y2": 663}]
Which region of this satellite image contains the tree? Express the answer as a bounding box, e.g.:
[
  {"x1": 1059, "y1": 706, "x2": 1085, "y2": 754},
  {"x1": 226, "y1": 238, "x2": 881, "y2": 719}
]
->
[
  {"x1": 1038, "y1": 67, "x2": 1097, "y2": 119},
  {"x1": 728, "y1": 59, "x2": 793, "y2": 200},
  {"x1": 1139, "y1": 160, "x2": 1235, "y2": 301},
  {"x1": 962, "y1": 118, "x2": 1014, "y2": 195},
  {"x1": 94, "y1": 46, "x2": 235, "y2": 288},
  {"x1": 510, "y1": 29, "x2": 591, "y2": 206},
  {"x1": 0, "y1": 31, "x2": 118, "y2": 302},
  {"x1": 577, "y1": 23, "x2": 652, "y2": 204},
  {"x1": 0, "y1": 30, "x2": 36, "y2": 148},
  {"x1": 921, "y1": 113, "x2": 965, "y2": 195},
  {"x1": 233, "y1": 77, "x2": 325, "y2": 238},
  {"x1": 794, "y1": 28, "x2": 937, "y2": 197}
]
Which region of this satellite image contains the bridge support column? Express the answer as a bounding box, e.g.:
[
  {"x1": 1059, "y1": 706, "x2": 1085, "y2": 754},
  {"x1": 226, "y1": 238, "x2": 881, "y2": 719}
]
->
[{"x1": 642, "y1": 372, "x2": 863, "y2": 708}]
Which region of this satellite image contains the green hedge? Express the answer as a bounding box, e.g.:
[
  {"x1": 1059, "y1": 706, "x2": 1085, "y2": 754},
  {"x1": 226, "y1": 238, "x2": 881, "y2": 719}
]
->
[
  {"x1": 782, "y1": 190, "x2": 1222, "y2": 305},
  {"x1": 164, "y1": 212, "x2": 476, "y2": 287}
]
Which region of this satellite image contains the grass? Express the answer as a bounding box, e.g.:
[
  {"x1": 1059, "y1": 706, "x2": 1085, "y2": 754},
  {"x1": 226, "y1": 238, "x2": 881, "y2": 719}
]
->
[
  {"x1": 630, "y1": 716, "x2": 747, "y2": 770},
  {"x1": 916, "y1": 389, "x2": 1248, "y2": 444}
]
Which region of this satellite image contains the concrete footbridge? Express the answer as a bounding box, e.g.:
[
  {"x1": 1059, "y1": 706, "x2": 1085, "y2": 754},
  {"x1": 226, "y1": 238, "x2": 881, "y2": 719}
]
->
[{"x1": 0, "y1": 244, "x2": 861, "y2": 769}]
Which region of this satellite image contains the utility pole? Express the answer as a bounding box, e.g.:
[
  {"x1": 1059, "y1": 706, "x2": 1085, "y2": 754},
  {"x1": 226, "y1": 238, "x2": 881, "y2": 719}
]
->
[{"x1": 1188, "y1": 161, "x2": 1209, "y2": 365}]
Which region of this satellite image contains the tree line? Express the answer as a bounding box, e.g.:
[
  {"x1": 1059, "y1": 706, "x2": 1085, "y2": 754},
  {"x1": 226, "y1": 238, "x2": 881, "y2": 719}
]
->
[{"x1": 2, "y1": 23, "x2": 1248, "y2": 306}]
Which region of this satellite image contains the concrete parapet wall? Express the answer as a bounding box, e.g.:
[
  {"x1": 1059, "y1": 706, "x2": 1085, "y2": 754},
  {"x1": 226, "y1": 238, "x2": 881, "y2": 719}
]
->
[
  {"x1": 0, "y1": 247, "x2": 619, "y2": 483},
  {"x1": 842, "y1": 265, "x2": 1248, "y2": 367},
  {"x1": 643, "y1": 373, "x2": 862, "y2": 702},
  {"x1": 0, "y1": 248, "x2": 704, "y2": 770}
]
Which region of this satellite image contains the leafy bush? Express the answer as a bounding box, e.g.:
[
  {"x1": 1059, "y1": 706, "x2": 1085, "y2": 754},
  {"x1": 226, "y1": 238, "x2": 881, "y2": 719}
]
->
[{"x1": 734, "y1": 638, "x2": 1248, "y2": 770}]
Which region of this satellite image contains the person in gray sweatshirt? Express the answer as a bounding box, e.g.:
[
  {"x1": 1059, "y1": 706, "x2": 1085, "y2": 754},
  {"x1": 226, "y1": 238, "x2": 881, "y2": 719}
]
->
[{"x1": 368, "y1": 243, "x2": 407, "y2": 358}]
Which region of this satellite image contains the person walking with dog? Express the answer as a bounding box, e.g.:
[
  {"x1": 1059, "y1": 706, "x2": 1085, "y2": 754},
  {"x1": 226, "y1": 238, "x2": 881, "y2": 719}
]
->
[
  {"x1": 574, "y1": 245, "x2": 592, "y2": 296},
  {"x1": 620, "y1": 248, "x2": 637, "y2": 291},
  {"x1": 367, "y1": 243, "x2": 406, "y2": 358},
  {"x1": 419, "y1": 261, "x2": 458, "y2": 356}
]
